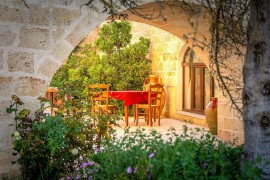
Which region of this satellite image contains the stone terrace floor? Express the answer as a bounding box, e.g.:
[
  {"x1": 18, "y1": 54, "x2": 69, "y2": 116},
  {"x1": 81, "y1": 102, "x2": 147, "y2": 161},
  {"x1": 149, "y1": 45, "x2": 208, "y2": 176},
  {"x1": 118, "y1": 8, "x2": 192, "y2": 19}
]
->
[{"x1": 112, "y1": 116, "x2": 211, "y2": 142}]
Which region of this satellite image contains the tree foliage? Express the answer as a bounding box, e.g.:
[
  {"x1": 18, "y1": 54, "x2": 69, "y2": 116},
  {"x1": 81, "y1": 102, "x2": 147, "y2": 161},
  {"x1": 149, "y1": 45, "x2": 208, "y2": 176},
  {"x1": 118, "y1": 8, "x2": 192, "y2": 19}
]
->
[{"x1": 50, "y1": 20, "x2": 151, "y2": 102}]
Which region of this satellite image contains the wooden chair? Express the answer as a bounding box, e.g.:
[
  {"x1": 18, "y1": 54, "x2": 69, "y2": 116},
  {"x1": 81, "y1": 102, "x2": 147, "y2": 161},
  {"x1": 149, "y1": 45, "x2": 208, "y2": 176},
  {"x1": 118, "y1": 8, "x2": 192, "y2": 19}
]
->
[
  {"x1": 134, "y1": 83, "x2": 164, "y2": 126},
  {"x1": 89, "y1": 84, "x2": 117, "y2": 116}
]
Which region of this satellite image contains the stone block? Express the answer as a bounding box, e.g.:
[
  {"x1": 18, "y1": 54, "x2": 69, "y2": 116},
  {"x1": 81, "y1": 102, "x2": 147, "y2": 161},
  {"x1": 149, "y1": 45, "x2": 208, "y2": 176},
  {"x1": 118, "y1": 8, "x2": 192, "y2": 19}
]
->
[
  {"x1": 24, "y1": 0, "x2": 48, "y2": 5},
  {"x1": 53, "y1": 0, "x2": 73, "y2": 6},
  {"x1": 218, "y1": 129, "x2": 232, "y2": 142},
  {"x1": 65, "y1": 16, "x2": 100, "y2": 46},
  {"x1": 218, "y1": 116, "x2": 224, "y2": 129},
  {"x1": 0, "y1": 121, "x2": 14, "y2": 149},
  {"x1": 166, "y1": 76, "x2": 176, "y2": 86},
  {"x1": 37, "y1": 59, "x2": 60, "y2": 78},
  {"x1": 52, "y1": 28, "x2": 65, "y2": 42},
  {"x1": 0, "y1": 25, "x2": 16, "y2": 47},
  {"x1": 223, "y1": 117, "x2": 236, "y2": 130},
  {"x1": 8, "y1": 52, "x2": 34, "y2": 73},
  {"x1": 157, "y1": 62, "x2": 163, "y2": 71},
  {"x1": 51, "y1": 42, "x2": 73, "y2": 62},
  {"x1": 12, "y1": 77, "x2": 47, "y2": 97},
  {"x1": 153, "y1": 44, "x2": 164, "y2": 53},
  {"x1": 0, "y1": 99, "x2": 14, "y2": 124},
  {"x1": 0, "y1": 50, "x2": 3, "y2": 70},
  {"x1": 52, "y1": 8, "x2": 80, "y2": 27},
  {"x1": 234, "y1": 119, "x2": 244, "y2": 132},
  {"x1": 218, "y1": 103, "x2": 233, "y2": 117},
  {"x1": 165, "y1": 41, "x2": 180, "y2": 53},
  {"x1": 29, "y1": 5, "x2": 50, "y2": 26},
  {"x1": 0, "y1": 77, "x2": 13, "y2": 97},
  {"x1": 163, "y1": 53, "x2": 171, "y2": 61},
  {"x1": 163, "y1": 33, "x2": 174, "y2": 41},
  {"x1": 0, "y1": 165, "x2": 21, "y2": 180},
  {"x1": 0, "y1": 77, "x2": 47, "y2": 97},
  {"x1": 177, "y1": 113, "x2": 207, "y2": 127},
  {"x1": 0, "y1": 0, "x2": 21, "y2": 2},
  {"x1": 0, "y1": 5, "x2": 23, "y2": 23},
  {"x1": 73, "y1": 0, "x2": 92, "y2": 6},
  {"x1": 19, "y1": 28, "x2": 50, "y2": 50},
  {"x1": 171, "y1": 61, "x2": 177, "y2": 71}
]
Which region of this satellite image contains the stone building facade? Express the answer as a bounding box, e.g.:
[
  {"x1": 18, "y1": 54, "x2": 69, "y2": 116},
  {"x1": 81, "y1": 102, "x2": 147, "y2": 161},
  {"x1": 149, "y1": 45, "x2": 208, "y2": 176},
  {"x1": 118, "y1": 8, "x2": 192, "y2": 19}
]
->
[
  {"x1": 128, "y1": 21, "x2": 243, "y2": 143},
  {"x1": 0, "y1": 0, "x2": 243, "y2": 178}
]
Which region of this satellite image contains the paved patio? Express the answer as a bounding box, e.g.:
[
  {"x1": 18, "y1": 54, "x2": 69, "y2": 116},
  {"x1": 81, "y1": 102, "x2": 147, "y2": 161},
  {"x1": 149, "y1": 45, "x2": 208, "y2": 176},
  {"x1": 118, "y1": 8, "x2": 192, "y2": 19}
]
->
[{"x1": 112, "y1": 116, "x2": 210, "y2": 142}]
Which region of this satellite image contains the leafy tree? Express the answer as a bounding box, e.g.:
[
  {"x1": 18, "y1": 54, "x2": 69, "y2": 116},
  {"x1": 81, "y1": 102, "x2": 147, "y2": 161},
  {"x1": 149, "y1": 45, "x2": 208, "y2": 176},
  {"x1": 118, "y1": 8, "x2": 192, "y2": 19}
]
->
[
  {"x1": 93, "y1": 21, "x2": 151, "y2": 90},
  {"x1": 50, "y1": 20, "x2": 151, "y2": 114}
]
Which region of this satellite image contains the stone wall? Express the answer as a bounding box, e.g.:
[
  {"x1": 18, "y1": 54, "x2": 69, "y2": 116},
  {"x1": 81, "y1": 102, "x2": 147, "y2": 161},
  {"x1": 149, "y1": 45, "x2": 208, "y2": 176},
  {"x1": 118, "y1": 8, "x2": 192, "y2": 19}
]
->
[
  {"x1": 0, "y1": 0, "x2": 110, "y2": 177},
  {"x1": 129, "y1": 21, "x2": 244, "y2": 143},
  {"x1": 130, "y1": 21, "x2": 185, "y2": 116}
]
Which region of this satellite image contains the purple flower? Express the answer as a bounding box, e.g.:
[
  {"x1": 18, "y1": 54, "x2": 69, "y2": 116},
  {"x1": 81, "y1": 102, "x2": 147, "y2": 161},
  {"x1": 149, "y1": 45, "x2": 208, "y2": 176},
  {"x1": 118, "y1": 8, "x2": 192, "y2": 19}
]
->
[
  {"x1": 94, "y1": 148, "x2": 100, "y2": 154},
  {"x1": 133, "y1": 167, "x2": 138, "y2": 173},
  {"x1": 87, "y1": 161, "x2": 95, "y2": 166},
  {"x1": 88, "y1": 176, "x2": 92, "y2": 180},
  {"x1": 87, "y1": 169, "x2": 93, "y2": 175},
  {"x1": 149, "y1": 153, "x2": 155, "y2": 158},
  {"x1": 66, "y1": 177, "x2": 72, "y2": 180},
  {"x1": 127, "y1": 166, "x2": 132, "y2": 174},
  {"x1": 202, "y1": 162, "x2": 208, "y2": 169},
  {"x1": 60, "y1": 178, "x2": 65, "y2": 180},
  {"x1": 76, "y1": 174, "x2": 81, "y2": 180},
  {"x1": 80, "y1": 162, "x2": 88, "y2": 169}
]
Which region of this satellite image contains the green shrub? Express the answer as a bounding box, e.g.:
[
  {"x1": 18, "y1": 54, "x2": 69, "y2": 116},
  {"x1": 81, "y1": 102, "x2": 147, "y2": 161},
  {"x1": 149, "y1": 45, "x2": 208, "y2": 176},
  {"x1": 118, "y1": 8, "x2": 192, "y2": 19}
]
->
[
  {"x1": 63, "y1": 127, "x2": 261, "y2": 180},
  {"x1": 7, "y1": 96, "x2": 261, "y2": 179},
  {"x1": 7, "y1": 95, "x2": 121, "y2": 180}
]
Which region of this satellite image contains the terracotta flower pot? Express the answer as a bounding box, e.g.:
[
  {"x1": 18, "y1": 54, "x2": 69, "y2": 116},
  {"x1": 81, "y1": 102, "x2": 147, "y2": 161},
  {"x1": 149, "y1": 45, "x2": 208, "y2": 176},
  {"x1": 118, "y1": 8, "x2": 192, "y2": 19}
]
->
[{"x1": 205, "y1": 97, "x2": 218, "y2": 135}]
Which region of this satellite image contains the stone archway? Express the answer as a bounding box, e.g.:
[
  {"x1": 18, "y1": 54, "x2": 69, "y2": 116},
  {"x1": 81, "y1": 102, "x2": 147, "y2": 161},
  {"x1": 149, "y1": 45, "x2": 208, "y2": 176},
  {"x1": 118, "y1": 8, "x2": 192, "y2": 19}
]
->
[
  {"x1": 0, "y1": 1, "x2": 241, "y2": 177},
  {"x1": 121, "y1": 2, "x2": 211, "y2": 64}
]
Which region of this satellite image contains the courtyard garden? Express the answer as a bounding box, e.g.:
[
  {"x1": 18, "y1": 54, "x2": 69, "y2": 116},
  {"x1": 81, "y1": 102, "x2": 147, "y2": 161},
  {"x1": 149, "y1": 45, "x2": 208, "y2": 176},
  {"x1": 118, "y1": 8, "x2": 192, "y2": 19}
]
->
[
  {"x1": 7, "y1": 95, "x2": 261, "y2": 180},
  {"x1": 6, "y1": 20, "x2": 262, "y2": 179}
]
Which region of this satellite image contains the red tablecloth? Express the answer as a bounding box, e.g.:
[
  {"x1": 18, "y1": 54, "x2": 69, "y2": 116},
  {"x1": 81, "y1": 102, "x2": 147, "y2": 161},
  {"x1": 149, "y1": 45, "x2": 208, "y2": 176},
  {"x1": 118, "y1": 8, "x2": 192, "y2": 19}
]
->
[{"x1": 109, "y1": 91, "x2": 148, "y2": 106}]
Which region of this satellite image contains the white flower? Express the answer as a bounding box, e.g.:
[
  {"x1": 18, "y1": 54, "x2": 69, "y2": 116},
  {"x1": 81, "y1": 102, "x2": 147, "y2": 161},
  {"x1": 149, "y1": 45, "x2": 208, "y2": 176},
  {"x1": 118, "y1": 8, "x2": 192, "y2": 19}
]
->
[
  {"x1": 14, "y1": 131, "x2": 20, "y2": 137},
  {"x1": 71, "y1": 148, "x2": 78, "y2": 155},
  {"x1": 16, "y1": 136, "x2": 21, "y2": 140},
  {"x1": 14, "y1": 131, "x2": 21, "y2": 140}
]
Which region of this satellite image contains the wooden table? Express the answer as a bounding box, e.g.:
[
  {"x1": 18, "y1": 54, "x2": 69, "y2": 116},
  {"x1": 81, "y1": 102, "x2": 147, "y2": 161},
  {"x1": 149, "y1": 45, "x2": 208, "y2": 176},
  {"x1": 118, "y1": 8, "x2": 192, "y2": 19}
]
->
[{"x1": 109, "y1": 91, "x2": 148, "y2": 126}]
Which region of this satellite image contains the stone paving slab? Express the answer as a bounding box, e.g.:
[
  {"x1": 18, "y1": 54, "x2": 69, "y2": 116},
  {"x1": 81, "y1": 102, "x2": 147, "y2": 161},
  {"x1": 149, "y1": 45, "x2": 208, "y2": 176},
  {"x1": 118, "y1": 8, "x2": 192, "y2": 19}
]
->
[{"x1": 112, "y1": 116, "x2": 210, "y2": 142}]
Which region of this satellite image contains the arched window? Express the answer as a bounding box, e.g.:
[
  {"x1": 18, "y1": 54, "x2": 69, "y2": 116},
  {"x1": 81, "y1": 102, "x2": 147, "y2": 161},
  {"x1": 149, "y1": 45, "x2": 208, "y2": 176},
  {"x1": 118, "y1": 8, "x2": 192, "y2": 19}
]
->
[{"x1": 182, "y1": 48, "x2": 216, "y2": 114}]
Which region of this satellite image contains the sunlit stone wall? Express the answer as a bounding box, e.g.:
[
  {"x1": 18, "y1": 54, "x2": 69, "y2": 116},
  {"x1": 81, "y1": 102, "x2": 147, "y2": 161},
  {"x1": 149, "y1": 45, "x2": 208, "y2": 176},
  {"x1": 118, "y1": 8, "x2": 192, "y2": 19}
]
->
[{"x1": 0, "y1": 0, "x2": 110, "y2": 177}]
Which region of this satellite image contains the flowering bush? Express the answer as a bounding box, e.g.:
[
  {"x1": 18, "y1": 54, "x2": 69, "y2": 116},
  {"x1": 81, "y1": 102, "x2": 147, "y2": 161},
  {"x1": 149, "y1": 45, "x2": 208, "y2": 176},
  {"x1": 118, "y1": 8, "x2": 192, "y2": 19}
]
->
[
  {"x1": 6, "y1": 95, "x2": 120, "y2": 179},
  {"x1": 7, "y1": 96, "x2": 261, "y2": 179},
  {"x1": 63, "y1": 127, "x2": 261, "y2": 179}
]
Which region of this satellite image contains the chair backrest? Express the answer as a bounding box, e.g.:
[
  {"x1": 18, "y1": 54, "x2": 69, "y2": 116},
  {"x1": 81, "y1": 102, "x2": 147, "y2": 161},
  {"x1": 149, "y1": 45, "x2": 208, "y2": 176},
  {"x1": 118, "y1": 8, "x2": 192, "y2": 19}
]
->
[
  {"x1": 89, "y1": 84, "x2": 110, "y2": 111},
  {"x1": 143, "y1": 78, "x2": 150, "y2": 91},
  {"x1": 148, "y1": 83, "x2": 164, "y2": 107}
]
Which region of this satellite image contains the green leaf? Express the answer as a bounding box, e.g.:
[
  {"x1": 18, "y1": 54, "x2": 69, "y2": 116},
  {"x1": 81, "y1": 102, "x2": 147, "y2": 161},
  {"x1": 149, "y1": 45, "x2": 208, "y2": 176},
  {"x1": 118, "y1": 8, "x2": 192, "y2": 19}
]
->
[
  {"x1": 18, "y1": 109, "x2": 30, "y2": 118},
  {"x1": 6, "y1": 106, "x2": 17, "y2": 114}
]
